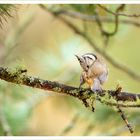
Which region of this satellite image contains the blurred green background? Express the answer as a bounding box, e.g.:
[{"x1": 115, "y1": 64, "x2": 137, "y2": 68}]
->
[{"x1": 0, "y1": 4, "x2": 140, "y2": 136}]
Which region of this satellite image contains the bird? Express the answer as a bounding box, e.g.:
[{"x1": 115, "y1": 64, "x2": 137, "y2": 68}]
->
[{"x1": 75, "y1": 53, "x2": 108, "y2": 92}]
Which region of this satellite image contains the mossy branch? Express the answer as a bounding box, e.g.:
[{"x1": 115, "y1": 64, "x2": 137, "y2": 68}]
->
[{"x1": 0, "y1": 67, "x2": 140, "y2": 110}]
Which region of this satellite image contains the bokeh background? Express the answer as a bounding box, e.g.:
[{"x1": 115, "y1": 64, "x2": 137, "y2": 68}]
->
[{"x1": 0, "y1": 4, "x2": 140, "y2": 136}]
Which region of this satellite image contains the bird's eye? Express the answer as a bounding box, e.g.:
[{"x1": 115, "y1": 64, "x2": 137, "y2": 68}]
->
[
  {"x1": 78, "y1": 59, "x2": 82, "y2": 62},
  {"x1": 87, "y1": 65, "x2": 89, "y2": 68}
]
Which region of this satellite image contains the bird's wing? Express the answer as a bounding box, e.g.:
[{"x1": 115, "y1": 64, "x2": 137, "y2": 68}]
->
[
  {"x1": 87, "y1": 60, "x2": 108, "y2": 84},
  {"x1": 90, "y1": 61, "x2": 107, "y2": 76}
]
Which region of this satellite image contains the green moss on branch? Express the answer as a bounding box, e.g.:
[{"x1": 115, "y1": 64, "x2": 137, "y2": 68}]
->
[{"x1": 0, "y1": 67, "x2": 140, "y2": 109}]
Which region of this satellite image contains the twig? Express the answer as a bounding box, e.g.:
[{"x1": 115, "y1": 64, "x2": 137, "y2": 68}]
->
[
  {"x1": 94, "y1": 5, "x2": 123, "y2": 37},
  {"x1": 114, "y1": 85, "x2": 133, "y2": 133},
  {"x1": 105, "y1": 115, "x2": 139, "y2": 135},
  {"x1": 98, "y1": 100, "x2": 140, "y2": 108},
  {"x1": 95, "y1": 5, "x2": 125, "y2": 47},
  {"x1": 98, "y1": 4, "x2": 140, "y2": 18},
  {"x1": 117, "y1": 105, "x2": 133, "y2": 133},
  {"x1": 40, "y1": 5, "x2": 140, "y2": 28}
]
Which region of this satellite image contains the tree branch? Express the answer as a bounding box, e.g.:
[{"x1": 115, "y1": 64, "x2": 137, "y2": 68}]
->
[
  {"x1": 0, "y1": 67, "x2": 140, "y2": 110},
  {"x1": 98, "y1": 4, "x2": 140, "y2": 18},
  {"x1": 93, "y1": 5, "x2": 120, "y2": 47},
  {"x1": 94, "y1": 4, "x2": 124, "y2": 37},
  {"x1": 42, "y1": 6, "x2": 140, "y2": 28}
]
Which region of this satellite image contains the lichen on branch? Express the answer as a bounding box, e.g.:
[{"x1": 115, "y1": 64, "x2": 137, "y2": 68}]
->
[{"x1": 0, "y1": 67, "x2": 140, "y2": 109}]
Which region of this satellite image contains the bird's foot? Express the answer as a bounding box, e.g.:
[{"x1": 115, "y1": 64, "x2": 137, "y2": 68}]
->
[{"x1": 78, "y1": 85, "x2": 84, "y2": 93}]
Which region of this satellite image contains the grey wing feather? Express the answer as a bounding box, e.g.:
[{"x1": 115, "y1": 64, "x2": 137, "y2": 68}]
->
[
  {"x1": 98, "y1": 69, "x2": 108, "y2": 84},
  {"x1": 91, "y1": 78, "x2": 102, "y2": 92}
]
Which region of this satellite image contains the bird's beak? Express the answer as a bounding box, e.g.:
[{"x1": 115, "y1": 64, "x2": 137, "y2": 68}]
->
[
  {"x1": 75, "y1": 55, "x2": 82, "y2": 63},
  {"x1": 75, "y1": 54, "x2": 80, "y2": 60}
]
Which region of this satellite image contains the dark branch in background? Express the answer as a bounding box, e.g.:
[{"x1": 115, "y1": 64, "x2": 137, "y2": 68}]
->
[
  {"x1": 98, "y1": 4, "x2": 140, "y2": 17},
  {"x1": 44, "y1": 7, "x2": 140, "y2": 27},
  {"x1": 50, "y1": 4, "x2": 140, "y2": 48},
  {"x1": 95, "y1": 4, "x2": 124, "y2": 36},
  {"x1": 94, "y1": 4, "x2": 125, "y2": 46}
]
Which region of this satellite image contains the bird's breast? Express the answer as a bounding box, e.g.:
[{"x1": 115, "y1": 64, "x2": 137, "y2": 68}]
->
[
  {"x1": 85, "y1": 78, "x2": 94, "y2": 87},
  {"x1": 82, "y1": 72, "x2": 94, "y2": 87}
]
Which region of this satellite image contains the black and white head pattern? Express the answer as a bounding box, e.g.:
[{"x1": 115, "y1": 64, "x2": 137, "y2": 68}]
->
[{"x1": 82, "y1": 53, "x2": 97, "y2": 69}]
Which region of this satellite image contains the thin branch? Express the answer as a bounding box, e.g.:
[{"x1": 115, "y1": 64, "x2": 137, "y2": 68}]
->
[
  {"x1": 105, "y1": 115, "x2": 140, "y2": 135},
  {"x1": 94, "y1": 5, "x2": 124, "y2": 37},
  {"x1": 95, "y1": 5, "x2": 125, "y2": 47},
  {"x1": 98, "y1": 4, "x2": 140, "y2": 18},
  {"x1": 98, "y1": 99, "x2": 140, "y2": 108},
  {"x1": 114, "y1": 85, "x2": 133, "y2": 133},
  {"x1": 117, "y1": 105, "x2": 133, "y2": 133},
  {"x1": 42, "y1": 6, "x2": 140, "y2": 28}
]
